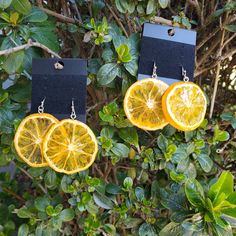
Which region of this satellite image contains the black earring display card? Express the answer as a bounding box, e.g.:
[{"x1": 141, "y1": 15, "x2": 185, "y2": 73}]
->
[
  {"x1": 138, "y1": 23, "x2": 196, "y2": 84},
  {"x1": 31, "y1": 58, "x2": 87, "y2": 122}
]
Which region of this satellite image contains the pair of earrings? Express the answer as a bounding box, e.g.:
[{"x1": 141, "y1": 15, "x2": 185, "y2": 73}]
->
[
  {"x1": 14, "y1": 99, "x2": 98, "y2": 175},
  {"x1": 124, "y1": 64, "x2": 207, "y2": 131}
]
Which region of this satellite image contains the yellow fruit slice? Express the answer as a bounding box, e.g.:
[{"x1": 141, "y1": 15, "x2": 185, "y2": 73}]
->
[
  {"x1": 162, "y1": 81, "x2": 207, "y2": 131},
  {"x1": 124, "y1": 78, "x2": 169, "y2": 131},
  {"x1": 14, "y1": 113, "x2": 58, "y2": 167},
  {"x1": 43, "y1": 119, "x2": 98, "y2": 174}
]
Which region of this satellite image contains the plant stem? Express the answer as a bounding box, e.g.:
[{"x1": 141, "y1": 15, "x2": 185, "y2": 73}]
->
[
  {"x1": 0, "y1": 39, "x2": 61, "y2": 58},
  {"x1": 18, "y1": 166, "x2": 48, "y2": 195}
]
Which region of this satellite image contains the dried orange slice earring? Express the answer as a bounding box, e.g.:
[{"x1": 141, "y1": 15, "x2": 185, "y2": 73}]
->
[
  {"x1": 43, "y1": 100, "x2": 98, "y2": 174},
  {"x1": 124, "y1": 63, "x2": 169, "y2": 131},
  {"x1": 162, "y1": 67, "x2": 207, "y2": 131},
  {"x1": 14, "y1": 98, "x2": 58, "y2": 167}
]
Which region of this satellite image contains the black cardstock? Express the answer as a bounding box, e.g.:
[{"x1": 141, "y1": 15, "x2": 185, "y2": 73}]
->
[
  {"x1": 138, "y1": 23, "x2": 197, "y2": 85},
  {"x1": 31, "y1": 58, "x2": 87, "y2": 122}
]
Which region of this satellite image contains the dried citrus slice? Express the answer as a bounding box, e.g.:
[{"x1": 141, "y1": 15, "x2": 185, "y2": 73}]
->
[
  {"x1": 162, "y1": 81, "x2": 207, "y2": 131},
  {"x1": 14, "y1": 113, "x2": 58, "y2": 167},
  {"x1": 43, "y1": 119, "x2": 98, "y2": 174},
  {"x1": 124, "y1": 78, "x2": 169, "y2": 130}
]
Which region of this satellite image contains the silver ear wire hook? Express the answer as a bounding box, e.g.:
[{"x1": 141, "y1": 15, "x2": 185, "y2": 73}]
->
[
  {"x1": 70, "y1": 99, "x2": 77, "y2": 120},
  {"x1": 152, "y1": 62, "x2": 157, "y2": 79},
  {"x1": 182, "y1": 67, "x2": 190, "y2": 82},
  {"x1": 38, "y1": 97, "x2": 46, "y2": 113}
]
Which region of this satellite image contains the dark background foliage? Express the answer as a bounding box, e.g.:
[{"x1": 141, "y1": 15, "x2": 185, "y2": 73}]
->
[{"x1": 0, "y1": 0, "x2": 236, "y2": 235}]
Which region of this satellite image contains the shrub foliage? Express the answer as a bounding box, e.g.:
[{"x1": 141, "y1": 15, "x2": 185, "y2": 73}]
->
[{"x1": 0, "y1": 0, "x2": 236, "y2": 235}]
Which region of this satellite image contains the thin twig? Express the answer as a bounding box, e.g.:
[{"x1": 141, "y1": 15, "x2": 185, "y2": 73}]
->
[
  {"x1": 2, "y1": 186, "x2": 25, "y2": 203},
  {"x1": 209, "y1": 12, "x2": 229, "y2": 118},
  {"x1": 105, "y1": 3, "x2": 129, "y2": 37},
  {"x1": 40, "y1": 7, "x2": 79, "y2": 24},
  {"x1": 151, "y1": 16, "x2": 181, "y2": 27},
  {"x1": 18, "y1": 166, "x2": 48, "y2": 195},
  {"x1": 0, "y1": 39, "x2": 61, "y2": 58}
]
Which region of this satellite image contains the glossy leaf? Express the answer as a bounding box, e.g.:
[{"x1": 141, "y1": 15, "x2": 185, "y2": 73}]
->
[
  {"x1": 185, "y1": 179, "x2": 205, "y2": 207},
  {"x1": 3, "y1": 51, "x2": 25, "y2": 74},
  {"x1": 97, "y1": 63, "x2": 120, "y2": 85},
  {"x1": 0, "y1": 0, "x2": 12, "y2": 8},
  {"x1": 159, "y1": 0, "x2": 169, "y2": 8},
  {"x1": 18, "y1": 224, "x2": 29, "y2": 236},
  {"x1": 118, "y1": 127, "x2": 139, "y2": 147},
  {"x1": 59, "y1": 209, "x2": 75, "y2": 222},
  {"x1": 208, "y1": 171, "x2": 233, "y2": 203},
  {"x1": 12, "y1": 0, "x2": 31, "y2": 15},
  {"x1": 198, "y1": 154, "x2": 213, "y2": 173},
  {"x1": 93, "y1": 192, "x2": 114, "y2": 209}
]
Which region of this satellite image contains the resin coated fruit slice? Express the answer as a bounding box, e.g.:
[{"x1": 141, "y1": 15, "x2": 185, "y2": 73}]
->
[
  {"x1": 124, "y1": 78, "x2": 169, "y2": 131},
  {"x1": 14, "y1": 113, "x2": 58, "y2": 167},
  {"x1": 162, "y1": 81, "x2": 207, "y2": 131},
  {"x1": 43, "y1": 119, "x2": 98, "y2": 174}
]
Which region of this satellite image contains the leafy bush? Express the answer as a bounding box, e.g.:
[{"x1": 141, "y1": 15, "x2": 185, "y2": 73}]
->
[{"x1": 0, "y1": 0, "x2": 236, "y2": 235}]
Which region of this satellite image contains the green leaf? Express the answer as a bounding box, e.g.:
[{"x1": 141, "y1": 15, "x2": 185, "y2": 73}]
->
[
  {"x1": 198, "y1": 154, "x2": 213, "y2": 173},
  {"x1": 115, "y1": 0, "x2": 128, "y2": 13},
  {"x1": 116, "y1": 44, "x2": 131, "y2": 63},
  {"x1": 100, "y1": 127, "x2": 115, "y2": 138},
  {"x1": 224, "y1": 25, "x2": 236, "y2": 32},
  {"x1": 35, "y1": 197, "x2": 50, "y2": 212},
  {"x1": 185, "y1": 179, "x2": 205, "y2": 207},
  {"x1": 164, "y1": 144, "x2": 177, "y2": 161},
  {"x1": 124, "y1": 58, "x2": 138, "y2": 76},
  {"x1": 135, "y1": 187, "x2": 145, "y2": 201},
  {"x1": 157, "y1": 134, "x2": 168, "y2": 153},
  {"x1": 0, "y1": 0, "x2": 12, "y2": 9},
  {"x1": 44, "y1": 169, "x2": 57, "y2": 189},
  {"x1": 123, "y1": 177, "x2": 133, "y2": 189},
  {"x1": 138, "y1": 223, "x2": 157, "y2": 236},
  {"x1": 16, "y1": 207, "x2": 33, "y2": 218},
  {"x1": 102, "y1": 48, "x2": 115, "y2": 63},
  {"x1": 24, "y1": 7, "x2": 48, "y2": 22},
  {"x1": 106, "y1": 183, "x2": 121, "y2": 194},
  {"x1": 3, "y1": 51, "x2": 25, "y2": 74},
  {"x1": 30, "y1": 26, "x2": 60, "y2": 52},
  {"x1": 159, "y1": 0, "x2": 169, "y2": 8},
  {"x1": 170, "y1": 171, "x2": 186, "y2": 183},
  {"x1": 111, "y1": 143, "x2": 129, "y2": 157},
  {"x1": 159, "y1": 222, "x2": 183, "y2": 236},
  {"x1": 214, "y1": 125, "x2": 230, "y2": 142},
  {"x1": 146, "y1": 0, "x2": 155, "y2": 15},
  {"x1": 11, "y1": 0, "x2": 31, "y2": 15},
  {"x1": 103, "y1": 224, "x2": 116, "y2": 235},
  {"x1": 97, "y1": 63, "x2": 120, "y2": 85},
  {"x1": 208, "y1": 171, "x2": 233, "y2": 203},
  {"x1": 18, "y1": 224, "x2": 29, "y2": 236},
  {"x1": 118, "y1": 127, "x2": 139, "y2": 147},
  {"x1": 123, "y1": 218, "x2": 143, "y2": 229},
  {"x1": 59, "y1": 209, "x2": 75, "y2": 222},
  {"x1": 93, "y1": 192, "x2": 114, "y2": 209}
]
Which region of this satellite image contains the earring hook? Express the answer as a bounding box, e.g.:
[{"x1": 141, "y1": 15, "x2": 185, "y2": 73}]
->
[
  {"x1": 182, "y1": 67, "x2": 189, "y2": 82},
  {"x1": 152, "y1": 62, "x2": 157, "y2": 79},
  {"x1": 70, "y1": 99, "x2": 77, "y2": 120},
  {"x1": 38, "y1": 97, "x2": 46, "y2": 113}
]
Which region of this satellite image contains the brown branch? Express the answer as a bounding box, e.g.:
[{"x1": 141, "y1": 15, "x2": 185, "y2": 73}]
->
[
  {"x1": 0, "y1": 39, "x2": 61, "y2": 58},
  {"x1": 40, "y1": 7, "x2": 79, "y2": 24},
  {"x1": 197, "y1": 28, "x2": 220, "y2": 51},
  {"x1": 209, "y1": 14, "x2": 228, "y2": 118},
  {"x1": 18, "y1": 166, "x2": 48, "y2": 195},
  {"x1": 222, "y1": 33, "x2": 236, "y2": 49},
  {"x1": 195, "y1": 47, "x2": 236, "y2": 77},
  {"x1": 2, "y1": 186, "x2": 25, "y2": 203},
  {"x1": 105, "y1": 3, "x2": 129, "y2": 37},
  {"x1": 151, "y1": 16, "x2": 181, "y2": 27}
]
